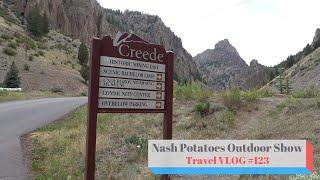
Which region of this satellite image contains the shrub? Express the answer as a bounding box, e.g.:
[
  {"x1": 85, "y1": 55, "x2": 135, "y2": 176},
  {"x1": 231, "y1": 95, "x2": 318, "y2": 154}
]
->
[
  {"x1": 258, "y1": 88, "x2": 274, "y2": 97},
  {"x1": 276, "y1": 100, "x2": 287, "y2": 110},
  {"x1": 28, "y1": 55, "x2": 34, "y2": 61},
  {"x1": 125, "y1": 135, "x2": 147, "y2": 152},
  {"x1": 80, "y1": 92, "x2": 87, "y2": 96},
  {"x1": 174, "y1": 82, "x2": 212, "y2": 101},
  {"x1": 37, "y1": 42, "x2": 47, "y2": 50},
  {"x1": 3, "y1": 47, "x2": 16, "y2": 56},
  {"x1": 51, "y1": 61, "x2": 56, "y2": 66},
  {"x1": 3, "y1": 61, "x2": 20, "y2": 88},
  {"x1": 221, "y1": 89, "x2": 241, "y2": 110},
  {"x1": 241, "y1": 88, "x2": 260, "y2": 102},
  {"x1": 0, "y1": 34, "x2": 13, "y2": 40},
  {"x1": 38, "y1": 50, "x2": 45, "y2": 56},
  {"x1": 8, "y1": 42, "x2": 17, "y2": 49},
  {"x1": 50, "y1": 86, "x2": 63, "y2": 93},
  {"x1": 194, "y1": 101, "x2": 210, "y2": 117},
  {"x1": 26, "y1": 38, "x2": 37, "y2": 50},
  {"x1": 0, "y1": 89, "x2": 9, "y2": 96},
  {"x1": 23, "y1": 63, "x2": 30, "y2": 71}
]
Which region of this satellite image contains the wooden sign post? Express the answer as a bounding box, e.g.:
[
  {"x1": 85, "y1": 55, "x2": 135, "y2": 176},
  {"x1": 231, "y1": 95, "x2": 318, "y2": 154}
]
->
[{"x1": 85, "y1": 33, "x2": 174, "y2": 180}]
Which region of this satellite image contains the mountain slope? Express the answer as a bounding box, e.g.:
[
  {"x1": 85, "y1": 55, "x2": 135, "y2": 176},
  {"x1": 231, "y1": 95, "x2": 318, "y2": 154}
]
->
[
  {"x1": 17, "y1": 0, "x2": 198, "y2": 82},
  {"x1": 0, "y1": 9, "x2": 86, "y2": 93},
  {"x1": 194, "y1": 39, "x2": 248, "y2": 90},
  {"x1": 266, "y1": 28, "x2": 320, "y2": 93},
  {"x1": 266, "y1": 46, "x2": 320, "y2": 92},
  {"x1": 194, "y1": 39, "x2": 273, "y2": 90}
]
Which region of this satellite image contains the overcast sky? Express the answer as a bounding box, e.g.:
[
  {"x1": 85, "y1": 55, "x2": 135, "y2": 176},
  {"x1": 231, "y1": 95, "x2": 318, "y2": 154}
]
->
[{"x1": 97, "y1": 0, "x2": 320, "y2": 66}]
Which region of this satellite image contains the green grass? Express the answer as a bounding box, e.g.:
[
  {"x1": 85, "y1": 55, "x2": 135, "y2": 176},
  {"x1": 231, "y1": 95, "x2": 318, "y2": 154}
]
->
[
  {"x1": 293, "y1": 85, "x2": 319, "y2": 98},
  {"x1": 174, "y1": 81, "x2": 212, "y2": 101},
  {"x1": 0, "y1": 90, "x2": 67, "y2": 103}
]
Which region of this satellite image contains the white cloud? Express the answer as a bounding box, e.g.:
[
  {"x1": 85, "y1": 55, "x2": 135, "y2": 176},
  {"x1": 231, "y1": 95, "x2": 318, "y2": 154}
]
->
[{"x1": 97, "y1": 0, "x2": 320, "y2": 66}]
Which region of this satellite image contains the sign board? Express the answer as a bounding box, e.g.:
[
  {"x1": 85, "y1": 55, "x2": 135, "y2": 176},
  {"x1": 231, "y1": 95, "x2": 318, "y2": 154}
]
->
[{"x1": 85, "y1": 33, "x2": 174, "y2": 180}]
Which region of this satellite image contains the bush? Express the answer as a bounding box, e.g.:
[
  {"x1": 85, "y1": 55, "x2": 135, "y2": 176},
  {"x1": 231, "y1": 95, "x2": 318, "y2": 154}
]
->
[
  {"x1": 8, "y1": 42, "x2": 17, "y2": 49},
  {"x1": 125, "y1": 135, "x2": 147, "y2": 152},
  {"x1": 0, "y1": 34, "x2": 13, "y2": 41},
  {"x1": 26, "y1": 38, "x2": 37, "y2": 50},
  {"x1": 38, "y1": 51, "x2": 45, "y2": 56},
  {"x1": 0, "y1": 89, "x2": 9, "y2": 96},
  {"x1": 241, "y1": 88, "x2": 260, "y2": 102},
  {"x1": 3, "y1": 47, "x2": 16, "y2": 56},
  {"x1": 194, "y1": 101, "x2": 210, "y2": 117},
  {"x1": 174, "y1": 82, "x2": 212, "y2": 101},
  {"x1": 23, "y1": 63, "x2": 30, "y2": 71},
  {"x1": 258, "y1": 88, "x2": 274, "y2": 97},
  {"x1": 28, "y1": 55, "x2": 34, "y2": 61},
  {"x1": 221, "y1": 89, "x2": 242, "y2": 110},
  {"x1": 50, "y1": 86, "x2": 63, "y2": 93}
]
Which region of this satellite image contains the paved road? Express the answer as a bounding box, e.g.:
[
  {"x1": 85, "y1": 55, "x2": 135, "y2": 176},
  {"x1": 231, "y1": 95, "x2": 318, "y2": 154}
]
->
[{"x1": 0, "y1": 97, "x2": 87, "y2": 179}]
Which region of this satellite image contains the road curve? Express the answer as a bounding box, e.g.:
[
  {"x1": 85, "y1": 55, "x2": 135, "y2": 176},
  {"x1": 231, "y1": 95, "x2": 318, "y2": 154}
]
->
[{"x1": 0, "y1": 97, "x2": 87, "y2": 179}]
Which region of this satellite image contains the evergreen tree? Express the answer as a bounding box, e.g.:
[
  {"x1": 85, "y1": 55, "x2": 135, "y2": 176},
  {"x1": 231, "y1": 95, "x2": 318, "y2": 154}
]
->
[
  {"x1": 285, "y1": 77, "x2": 292, "y2": 95},
  {"x1": 27, "y1": 8, "x2": 49, "y2": 37},
  {"x1": 78, "y1": 43, "x2": 89, "y2": 66},
  {"x1": 42, "y1": 13, "x2": 49, "y2": 34},
  {"x1": 277, "y1": 68, "x2": 285, "y2": 94},
  {"x1": 80, "y1": 65, "x2": 89, "y2": 84},
  {"x1": 4, "y1": 62, "x2": 21, "y2": 88}
]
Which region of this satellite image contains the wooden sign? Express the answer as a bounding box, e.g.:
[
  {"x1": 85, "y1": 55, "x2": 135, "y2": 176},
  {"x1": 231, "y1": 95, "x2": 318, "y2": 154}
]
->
[{"x1": 85, "y1": 33, "x2": 174, "y2": 180}]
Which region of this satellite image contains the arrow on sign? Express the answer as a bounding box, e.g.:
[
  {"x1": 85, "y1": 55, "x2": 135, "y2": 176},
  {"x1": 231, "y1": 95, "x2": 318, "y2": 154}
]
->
[
  {"x1": 156, "y1": 83, "x2": 162, "y2": 90},
  {"x1": 156, "y1": 101, "x2": 162, "y2": 109},
  {"x1": 156, "y1": 92, "x2": 162, "y2": 99},
  {"x1": 156, "y1": 74, "x2": 163, "y2": 81}
]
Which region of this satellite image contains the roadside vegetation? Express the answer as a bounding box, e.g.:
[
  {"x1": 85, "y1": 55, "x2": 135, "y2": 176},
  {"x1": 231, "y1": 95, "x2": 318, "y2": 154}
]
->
[{"x1": 30, "y1": 82, "x2": 320, "y2": 179}]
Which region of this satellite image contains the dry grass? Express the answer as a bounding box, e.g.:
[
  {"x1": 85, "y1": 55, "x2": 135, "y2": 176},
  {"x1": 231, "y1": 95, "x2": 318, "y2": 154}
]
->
[
  {"x1": 28, "y1": 96, "x2": 238, "y2": 179},
  {"x1": 26, "y1": 94, "x2": 320, "y2": 180}
]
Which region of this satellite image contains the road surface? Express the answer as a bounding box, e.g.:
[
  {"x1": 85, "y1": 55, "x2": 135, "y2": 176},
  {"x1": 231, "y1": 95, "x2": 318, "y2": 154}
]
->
[{"x1": 0, "y1": 97, "x2": 87, "y2": 179}]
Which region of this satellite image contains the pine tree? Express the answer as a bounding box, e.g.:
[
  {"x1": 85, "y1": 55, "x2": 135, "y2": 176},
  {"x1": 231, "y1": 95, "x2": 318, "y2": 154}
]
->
[
  {"x1": 78, "y1": 43, "x2": 89, "y2": 66},
  {"x1": 27, "y1": 8, "x2": 49, "y2": 37},
  {"x1": 80, "y1": 65, "x2": 89, "y2": 84},
  {"x1": 285, "y1": 77, "x2": 292, "y2": 95},
  {"x1": 4, "y1": 62, "x2": 21, "y2": 88},
  {"x1": 277, "y1": 68, "x2": 285, "y2": 94}
]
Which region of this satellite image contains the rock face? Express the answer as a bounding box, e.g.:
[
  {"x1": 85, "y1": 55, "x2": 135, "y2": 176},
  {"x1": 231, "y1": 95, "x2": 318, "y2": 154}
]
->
[
  {"x1": 194, "y1": 39, "x2": 273, "y2": 90},
  {"x1": 237, "y1": 59, "x2": 275, "y2": 89},
  {"x1": 312, "y1": 28, "x2": 320, "y2": 48},
  {"x1": 194, "y1": 39, "x2": 248, "y2": 90},
  {"x1": 17, "y1": 0, "x2": 198, "y2": 82}
]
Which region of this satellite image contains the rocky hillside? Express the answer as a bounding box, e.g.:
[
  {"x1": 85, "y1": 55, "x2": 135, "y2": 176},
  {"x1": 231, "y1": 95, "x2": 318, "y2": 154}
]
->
[
  {"x1": 266, "y1": 28, "x2": 320, "y2": 93},
  {"x1": 194, "y1": 39, "x2": 273, "y2": 90},
  {"x1": 15, "y1": 0, "x2": 198, "y2": 82},
  {"x1": 266, "y1": 46, "x2": 320, "y2": 92},
  {"x1": 0, "y1": 3, "x2": 87, "y2": 93}
]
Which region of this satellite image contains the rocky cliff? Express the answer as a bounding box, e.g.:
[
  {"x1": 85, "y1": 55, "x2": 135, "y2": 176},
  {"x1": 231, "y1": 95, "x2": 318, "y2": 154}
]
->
[
  {"x1": 194, "y1": 39, "x2": 247, "y2": 90},
  {"x1": 194, "y1": 39, "x2": 273, "y2": 90},
  {"x1": 16, "y1": 0, "x2": 198, "y2": 82}
]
